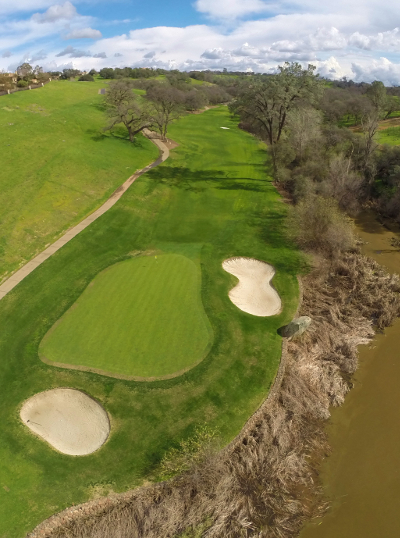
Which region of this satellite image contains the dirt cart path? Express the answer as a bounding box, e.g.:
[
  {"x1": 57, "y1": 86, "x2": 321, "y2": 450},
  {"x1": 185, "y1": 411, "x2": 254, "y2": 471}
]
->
[{"x1": 0, "y1": 132, "x2": 169, "y2": 301}]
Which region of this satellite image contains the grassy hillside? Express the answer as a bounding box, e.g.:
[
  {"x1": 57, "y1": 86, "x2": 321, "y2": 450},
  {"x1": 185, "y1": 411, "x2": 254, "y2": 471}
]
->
[
  {"x1": 377, "y1": 125, "x2": 400, "y2": 145},
  {"x1": 0, "y1": 80, "x2": 158, "y2": 280},
  {"x1": 0, "y1": 107, "x2": 303, "y2": 537}
]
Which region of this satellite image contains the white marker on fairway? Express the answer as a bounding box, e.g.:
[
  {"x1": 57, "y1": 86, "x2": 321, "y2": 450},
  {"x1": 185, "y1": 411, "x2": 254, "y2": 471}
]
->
[{"x1": 220, "y1": 127, "x2": 229, "y2": 129}]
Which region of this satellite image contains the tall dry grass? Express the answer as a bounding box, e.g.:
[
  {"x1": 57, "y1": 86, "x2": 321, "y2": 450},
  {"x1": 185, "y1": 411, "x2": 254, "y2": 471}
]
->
[{"x1": 41, "y1": 252, "x2": 400, "y2": 538}]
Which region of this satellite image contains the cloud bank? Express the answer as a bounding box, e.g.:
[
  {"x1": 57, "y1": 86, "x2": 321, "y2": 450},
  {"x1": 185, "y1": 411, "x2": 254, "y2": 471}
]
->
[{"x1": 1, "y1": 1, "x2": 400, "y2": 84}]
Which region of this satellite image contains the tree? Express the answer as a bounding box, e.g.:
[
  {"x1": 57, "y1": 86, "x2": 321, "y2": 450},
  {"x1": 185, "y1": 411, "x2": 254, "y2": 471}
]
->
[
  {"x1": 60, "y1": 68, "x2": 81, "y2": 80},
  {"x1": 16, "y1": 62, "x2": 32, "y2": 78},
  {"x1": 184, "y1": 89, "x2": 207, "y2": 111},
  {"x1": 146, "y1": 85, "x2": 184, "y2": 140},
  {"x1": 360, "y1": 111, "x2": 379, "y2": 183},
  {"x1": 383, "y1": 95, "x2": 399, "y2": 120},
  {"x1": 99, "y1": 67, "x2": 115, "y2": 79},
  {"x1": 230, "y1": 62, "x2": 323, "y2": 171},
  {"x1": 366, "y1": 81, "x2": 387, "y2": 116},
  {"x1": 89, "y1": 69, "x2": 97, "y2": 76},
  {"x1": 321, "y1": 153, "x2": 363, "y2": 214},
  {"x1": 287, "y1": 106, "x2": 322, "y2": 163},
  {"x1": 104, "y1": 80, "x2": 152, "y2": 142}
]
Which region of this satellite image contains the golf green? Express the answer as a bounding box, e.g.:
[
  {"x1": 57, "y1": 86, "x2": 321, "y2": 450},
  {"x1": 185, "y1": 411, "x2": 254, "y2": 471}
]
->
[{"x1": 39, "y1": 254, "x2": 213, "y2": 378}]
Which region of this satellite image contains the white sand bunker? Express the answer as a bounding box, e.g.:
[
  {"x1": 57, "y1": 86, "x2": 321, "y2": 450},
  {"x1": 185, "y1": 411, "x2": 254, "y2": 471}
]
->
[
  {"x1": 20, "y1": 388, "x2": 110, "y2": 456},
  {"x1": 220, "y1": 127, "x2": 230, "y2": 129},
  {"x1": 222, "y1": 257, "x2": 281, "y2": 316}
]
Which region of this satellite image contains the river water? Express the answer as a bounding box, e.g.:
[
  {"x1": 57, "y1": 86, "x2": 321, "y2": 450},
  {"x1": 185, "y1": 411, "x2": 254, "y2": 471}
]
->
[{"x1": 300, "y1": 211, "x2": 400, "y2": 538}]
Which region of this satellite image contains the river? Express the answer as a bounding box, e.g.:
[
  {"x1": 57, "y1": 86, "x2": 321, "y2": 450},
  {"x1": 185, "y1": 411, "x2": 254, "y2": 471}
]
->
[{"x1": 300, "y1": 211, "x2": 400, "y2": 538}]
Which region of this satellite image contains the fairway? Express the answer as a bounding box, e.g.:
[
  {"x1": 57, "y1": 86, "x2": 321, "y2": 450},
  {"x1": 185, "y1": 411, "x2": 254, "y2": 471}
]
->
[
  {"x1": 0, "y1": 106, "x2": 303, "y2": 537},
  {"x1": 40, "y1": 254, "x2": 212, "y2": 378}
]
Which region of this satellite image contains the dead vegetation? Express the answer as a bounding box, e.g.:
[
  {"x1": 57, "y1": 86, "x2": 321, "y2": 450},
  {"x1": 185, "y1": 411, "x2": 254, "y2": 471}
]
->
[{"x1": 36, "y1": 253, "x2": 400, "y2": 538}]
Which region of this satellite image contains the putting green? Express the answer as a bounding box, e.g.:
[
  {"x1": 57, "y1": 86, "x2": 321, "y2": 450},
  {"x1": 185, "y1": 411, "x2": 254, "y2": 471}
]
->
[{"x1": 39, "y1": 254, "x2": 213, "y2": 378}]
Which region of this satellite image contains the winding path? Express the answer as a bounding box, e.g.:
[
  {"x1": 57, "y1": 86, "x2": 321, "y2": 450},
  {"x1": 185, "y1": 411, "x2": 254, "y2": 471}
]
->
[{"x1": 0, "y1": 132, "x2": 169, "y2": 301}]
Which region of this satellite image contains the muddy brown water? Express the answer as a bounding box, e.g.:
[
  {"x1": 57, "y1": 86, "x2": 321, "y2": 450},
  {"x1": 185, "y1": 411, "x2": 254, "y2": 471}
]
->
[{"x1": 300, "y1": 211, "x2": 400, "y2": 538}]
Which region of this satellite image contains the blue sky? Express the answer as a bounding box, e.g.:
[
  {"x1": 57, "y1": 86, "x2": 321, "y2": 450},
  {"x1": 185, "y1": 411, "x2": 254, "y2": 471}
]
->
[{"x1": 1, "y1": 0, "x2": 400, "y2": 84}]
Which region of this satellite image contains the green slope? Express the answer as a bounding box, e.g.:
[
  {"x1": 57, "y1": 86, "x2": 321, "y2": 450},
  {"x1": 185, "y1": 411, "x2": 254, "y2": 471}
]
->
[{"x1": 0, "y1": 79, "x2": 158, "y2": 279}]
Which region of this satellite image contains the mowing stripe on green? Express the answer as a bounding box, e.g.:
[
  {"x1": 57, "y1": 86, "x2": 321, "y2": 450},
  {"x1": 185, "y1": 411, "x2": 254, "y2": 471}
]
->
[{"x1": 39, "y1": 254, "x2": 213, "y2": 378}]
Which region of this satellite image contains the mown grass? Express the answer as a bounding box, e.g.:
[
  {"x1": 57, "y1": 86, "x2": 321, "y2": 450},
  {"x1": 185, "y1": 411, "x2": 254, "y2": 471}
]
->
[
  {"x1": 0, "y1": 79, "x2": 158, "y2": 280},
  {"x1": 39, "y1": 254, "x2": 213, "y2": 378},
  {"x1": 0, "y1": 106, "x2": 304, "y2": 537}
]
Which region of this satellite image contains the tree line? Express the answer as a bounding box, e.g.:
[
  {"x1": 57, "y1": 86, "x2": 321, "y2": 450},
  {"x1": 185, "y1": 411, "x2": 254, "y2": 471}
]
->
[{"x1": 228, "y1": 62, "x2": 400, "y2": 257}]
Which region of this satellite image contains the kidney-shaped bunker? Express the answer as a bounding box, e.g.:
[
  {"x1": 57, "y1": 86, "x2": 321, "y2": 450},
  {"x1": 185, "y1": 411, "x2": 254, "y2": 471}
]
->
[
  {"x1": 223, "y1": 257, "x2": 281, "y2": 317},
  {"x1": 20, "y1": 388, "x2": 110, "y2": 456}
]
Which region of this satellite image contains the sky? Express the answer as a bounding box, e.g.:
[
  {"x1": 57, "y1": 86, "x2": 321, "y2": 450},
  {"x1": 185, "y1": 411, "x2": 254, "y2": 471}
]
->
[{"x1": 1, "y1": 0, "x2": 400, "y2": 84}]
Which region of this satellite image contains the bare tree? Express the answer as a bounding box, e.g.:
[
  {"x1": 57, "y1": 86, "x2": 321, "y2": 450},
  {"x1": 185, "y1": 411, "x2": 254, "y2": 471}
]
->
[
  {"x1": 16, "y1": 62, "x2": 33, "y2": 79},
  {"x1": 287, "y1": 107, "x2": 322, "y2": 163},
  {"x1": 320, "y1": 153, "x2": 363, "y2": 213},
  {"x1": 146, "y1": 85, "x2": 184, "y2": 140},
  {"x1": 360, "y1": 111, "x2": 379, "y2": 183},
  {"x1": 230, "y1": 62, "x2": 323, "y2": 172},
  {"x1": 104, "y1": 80, "x2": 152, "y2": 142}
]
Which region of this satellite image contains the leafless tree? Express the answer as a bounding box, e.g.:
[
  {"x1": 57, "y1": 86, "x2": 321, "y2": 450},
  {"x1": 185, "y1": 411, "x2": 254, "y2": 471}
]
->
[
  {"x1": 320, "y1": 153, "x2": 363, "y2": 213},
  {"x1": 287, "y1": 107, "x2": 322, "y2": 163},
  {"x1": 230, "y1": 62, "x2": 323, "y2": 172},
  {"x1": 104, "y1": 80, "x2": 152, "y2": 142},
  {"x1": 146, "y1": 85, "x2": 184, "y2": 140}
]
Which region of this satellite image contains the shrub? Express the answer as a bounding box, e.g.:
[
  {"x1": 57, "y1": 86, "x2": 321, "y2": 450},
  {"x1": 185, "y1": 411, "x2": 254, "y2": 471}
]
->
[
  {"x1": 78, "y1": 74, "x2": 94, "y2": 82},
  {"x1": 17, "y1": 80, "x2": 28, "y2": 88},
  {"x1": 288, "y1": 195, "x2": 355, "y2": 257}
]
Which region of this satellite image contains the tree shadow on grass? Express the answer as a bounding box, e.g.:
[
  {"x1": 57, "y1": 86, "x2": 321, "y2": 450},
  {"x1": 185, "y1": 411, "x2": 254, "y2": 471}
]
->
[
  {"x1": 147, "y1": 165, "x2": 272, "y2": 193},
  {"x1": 91, "y1": 101, "x2": 107, "y2": 113},
  {"x1": 86, "y1": 128, "x2": 107, "y2": 142}
]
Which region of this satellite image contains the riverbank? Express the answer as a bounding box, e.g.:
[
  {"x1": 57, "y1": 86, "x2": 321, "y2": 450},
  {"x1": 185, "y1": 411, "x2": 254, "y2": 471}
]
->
[
  {"x1": 300, "y1": 211, "x2": 400, "y2": 538},
  {"x1": 28, "y1": 243, "x2": 400, "y2": 538}
]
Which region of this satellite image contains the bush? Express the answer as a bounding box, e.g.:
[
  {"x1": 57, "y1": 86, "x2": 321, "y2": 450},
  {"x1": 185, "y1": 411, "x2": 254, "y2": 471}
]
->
[
  {"x1": 17, "y1": 80, "x2": 28, "y2": 88},
  {"x1": 78, "y1": 74, "x2": 94, "y2": 82},
  {"x1": 288, "y1": 195, "x2": 355, "y2": 257}
]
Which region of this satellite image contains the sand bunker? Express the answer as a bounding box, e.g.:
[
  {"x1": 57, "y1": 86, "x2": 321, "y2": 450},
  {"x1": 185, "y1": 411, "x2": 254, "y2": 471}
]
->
[
  {"x1": 222, "y1": 257, "x2": 281, "y2": 316},
  {"x1": 20, "y1": 388, "x2": 110, "y2": 456}
]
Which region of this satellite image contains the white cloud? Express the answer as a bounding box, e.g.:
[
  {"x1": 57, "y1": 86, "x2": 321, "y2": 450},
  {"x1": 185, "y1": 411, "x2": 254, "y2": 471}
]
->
[
  {"x1": 351, "y1": 57, "x2": 400, "y2": 85},
  {"x1": 3, "y1": 1, "x2": 400, "y2": 84},
  {"x1": 65, "y1": 27, "x2": 102, "y2": 39},
  {"x1": 0, "y1": 1, "x2": 56, "y2": 16},
  {"x1": 31, "y1": 1, "x2": 77, "y2": 23},
  {"x1": 349, "y1": 28, "x2": 400, "y2": 50},
  {"x1": 2, "y1": 50, "x2": 12, "y2": 58}
]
